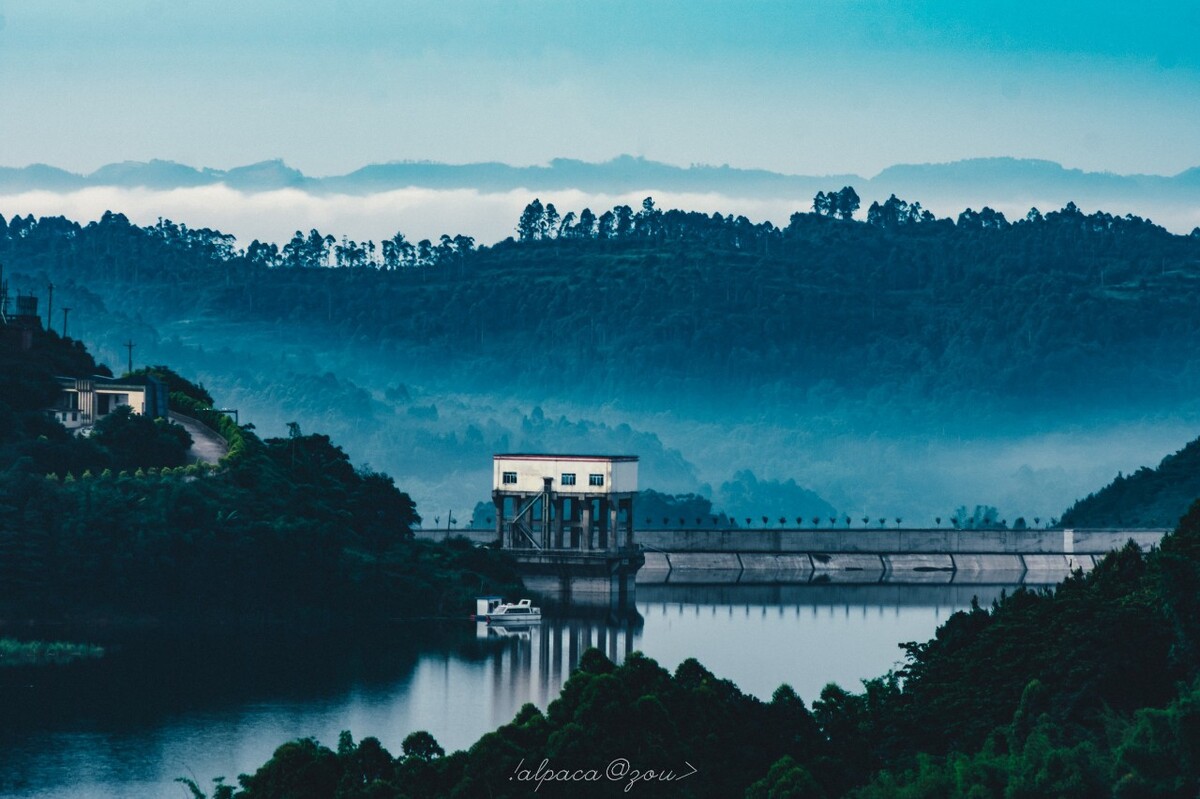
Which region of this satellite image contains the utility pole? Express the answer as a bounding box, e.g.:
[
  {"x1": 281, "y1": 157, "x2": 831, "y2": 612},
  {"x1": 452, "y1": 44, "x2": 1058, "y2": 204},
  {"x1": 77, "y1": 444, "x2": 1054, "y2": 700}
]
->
[
  {"x1": 47, "y1": 282, "x2": 54, "y2": 333},
  {"x1": 124, "y1": 339, "x2": 135, "y2": 375},
  {"x1": 61, "y1": 307, "x2": 71, "y2": 338}
]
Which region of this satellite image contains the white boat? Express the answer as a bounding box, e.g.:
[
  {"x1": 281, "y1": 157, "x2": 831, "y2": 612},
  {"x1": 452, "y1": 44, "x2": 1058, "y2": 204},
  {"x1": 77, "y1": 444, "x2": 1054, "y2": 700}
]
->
[{"x1": 475, "y1": 597, "x2": 542, "y2": 623}]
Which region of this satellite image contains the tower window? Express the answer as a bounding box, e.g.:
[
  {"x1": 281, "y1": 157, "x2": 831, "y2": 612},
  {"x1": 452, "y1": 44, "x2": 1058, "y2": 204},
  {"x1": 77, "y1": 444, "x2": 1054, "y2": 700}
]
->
[{"x1": 502, "y1": 471, "x2": 517, "y2": 485}]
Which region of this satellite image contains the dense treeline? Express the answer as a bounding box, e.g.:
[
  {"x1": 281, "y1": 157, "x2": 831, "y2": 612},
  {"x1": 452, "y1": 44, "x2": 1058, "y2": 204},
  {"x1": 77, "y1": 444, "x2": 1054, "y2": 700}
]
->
[
  {"x1": 1062, "y1": 432, "x2": 1200, "y2": 528},
  {"x1": 187, "y1": 502, "x2": 1200, "y2": 797},
  {"x1": 5, "y1": 194, "x2": 1200, "y2": 420},
  {"x1": 0, "y1": 328, "x2": 521, "y2": 625}
]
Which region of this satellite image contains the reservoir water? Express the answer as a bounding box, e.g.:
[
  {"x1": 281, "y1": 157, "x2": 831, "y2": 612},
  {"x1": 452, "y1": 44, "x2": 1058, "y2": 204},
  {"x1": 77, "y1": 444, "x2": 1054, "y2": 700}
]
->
[{"x1": 0, "y1": 579, "x2": 1042, "y2": 799}]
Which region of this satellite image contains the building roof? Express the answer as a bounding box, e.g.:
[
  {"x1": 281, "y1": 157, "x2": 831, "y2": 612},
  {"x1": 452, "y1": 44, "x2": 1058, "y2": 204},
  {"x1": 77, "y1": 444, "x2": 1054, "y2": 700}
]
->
[
  {"x1": 56, "y1": 374, "x2": 157, "y2": 390},
  {"x1": 493, "y1": 453, "x2": 638, "y2": 462}
]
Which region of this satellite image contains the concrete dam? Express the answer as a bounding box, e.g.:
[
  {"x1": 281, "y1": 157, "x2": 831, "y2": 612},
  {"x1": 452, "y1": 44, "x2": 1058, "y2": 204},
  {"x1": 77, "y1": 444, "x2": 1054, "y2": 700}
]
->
[
  {"x1": 423, "y1": 525, "x2": 1168, "y2": 586},
  {"x1": 636, "y1": 527, "x2": 1168, "y2": 585}
]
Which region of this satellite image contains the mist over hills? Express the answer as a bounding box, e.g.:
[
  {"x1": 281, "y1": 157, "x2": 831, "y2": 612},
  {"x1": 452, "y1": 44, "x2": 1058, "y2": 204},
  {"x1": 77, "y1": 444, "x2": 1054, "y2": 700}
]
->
[
  {"x1": 2, "y1": 156, "x2": 1198, "y2": 238},
  {"x1": 4, "y1": 197, "x2": 1200, "y2": 524}
]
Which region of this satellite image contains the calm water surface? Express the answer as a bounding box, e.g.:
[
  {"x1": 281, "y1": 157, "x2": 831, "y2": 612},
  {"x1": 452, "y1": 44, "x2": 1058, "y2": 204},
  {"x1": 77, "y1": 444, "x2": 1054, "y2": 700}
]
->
[{"x1": 0, "y1": 581, "x2": 1031, "y2": 799}]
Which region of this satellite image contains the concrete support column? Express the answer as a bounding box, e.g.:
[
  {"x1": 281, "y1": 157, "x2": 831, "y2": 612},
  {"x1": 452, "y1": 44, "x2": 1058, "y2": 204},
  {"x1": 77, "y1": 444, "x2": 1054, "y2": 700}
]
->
[
  {"x1": 553, "y1": 496, "x2": 565, "y2": 548},
  {"x1": 507, "y1": 494, "x2": 517, "y2": 548},
  {"x1": 596, "y1": 496, "x2": 608, "y2": 550},
  {"x1": 541, "y1": 478, "x2": 554, "y2": 549},
  {"x1": 541, "y1": 496, "x2": 549, "y2": 549},
  {"x1": 624, "y1": 496, "x2": 636, "y2": 547},
  {"x1": 526, "y1": 492, "x2": 536, "y2": 546},
  {"x1": 494, "y1": 495, "x2": 505, "y2": 547},
  {"x1": 609, "y1": 496, "x2": 618, "y2": 549},
  {"x1": 581, "y1": 499, "x2": 593, "y2": 550},
  {"x1": 508, "y1": 495, "x2": 518, "y2": 549}
]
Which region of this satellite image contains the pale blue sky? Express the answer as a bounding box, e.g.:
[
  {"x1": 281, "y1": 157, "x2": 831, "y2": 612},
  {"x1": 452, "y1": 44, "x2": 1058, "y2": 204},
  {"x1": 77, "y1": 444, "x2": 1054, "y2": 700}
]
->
[{"x1": 0, "y1": 1, "x2": 1196, "y2": 176}]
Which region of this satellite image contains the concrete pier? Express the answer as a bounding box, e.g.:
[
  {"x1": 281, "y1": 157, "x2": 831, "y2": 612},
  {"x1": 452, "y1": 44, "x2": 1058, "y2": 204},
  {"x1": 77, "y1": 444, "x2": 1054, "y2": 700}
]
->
[{"x1": 511, "y1": 547, "x2": 644, "y2": 609}]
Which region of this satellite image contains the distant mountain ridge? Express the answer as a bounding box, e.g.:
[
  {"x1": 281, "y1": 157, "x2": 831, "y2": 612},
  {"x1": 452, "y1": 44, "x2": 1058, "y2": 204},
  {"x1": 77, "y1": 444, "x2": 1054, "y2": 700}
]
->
[{"x1": 2, "y1": 156, "x2": 1198, "y2": 206}]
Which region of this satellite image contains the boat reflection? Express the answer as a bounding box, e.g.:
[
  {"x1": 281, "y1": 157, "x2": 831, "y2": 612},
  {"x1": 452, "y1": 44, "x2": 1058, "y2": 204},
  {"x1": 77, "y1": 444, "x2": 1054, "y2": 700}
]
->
[
  {"x1": 461, "y1": 612, "x2": 643, "y2": 712},
  {"x1": 478, "y1": 622, "x2": 536, "y2": 641}
]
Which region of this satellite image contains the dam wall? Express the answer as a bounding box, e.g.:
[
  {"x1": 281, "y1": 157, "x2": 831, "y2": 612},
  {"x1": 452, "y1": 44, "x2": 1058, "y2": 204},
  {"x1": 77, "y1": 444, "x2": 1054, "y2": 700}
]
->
[
  {"x1": 634, "y1": 527, "x2": 1167, "y2": 585},
  {"x1": 634, "y1": 527, "x2": 1166, "y2": 555},
  {"x1": 420, "y1": 527, "x2": 1169, "y2": 585}
]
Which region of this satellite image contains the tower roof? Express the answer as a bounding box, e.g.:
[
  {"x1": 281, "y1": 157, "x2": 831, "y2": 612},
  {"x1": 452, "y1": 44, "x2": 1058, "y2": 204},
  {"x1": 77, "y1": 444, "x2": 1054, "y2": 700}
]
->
[{"x1": 494, "y1": 453, "x2": 638, "y2": 462}]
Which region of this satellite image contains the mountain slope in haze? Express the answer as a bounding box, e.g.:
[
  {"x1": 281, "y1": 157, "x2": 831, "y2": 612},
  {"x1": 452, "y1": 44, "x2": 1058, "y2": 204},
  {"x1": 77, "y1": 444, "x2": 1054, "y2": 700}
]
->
[
  {"x1": 1, "y1": 156, "x2": 1198, "y2": 228},
  {"x1": 0, "y1": 163, "x2": 88, "y2": 192},
  {"x1": 1062, "y1": 434, "x2": 1200, "y2": 528},
  {"x1": 327, "y1": 155, "x2": 862, "y2": 196},
  {"x1": 0, "y1": 154, "x2": 849, "y2": 194},
  {"x1": 873, "y1": 158, "x2": 1145, "y2": 193}
]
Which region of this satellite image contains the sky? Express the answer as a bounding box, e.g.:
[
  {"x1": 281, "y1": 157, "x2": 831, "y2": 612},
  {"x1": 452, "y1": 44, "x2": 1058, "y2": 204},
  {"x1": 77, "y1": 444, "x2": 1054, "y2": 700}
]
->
[{"x1": 0, "y1": 0, "x2": 1197, "y2": 178}]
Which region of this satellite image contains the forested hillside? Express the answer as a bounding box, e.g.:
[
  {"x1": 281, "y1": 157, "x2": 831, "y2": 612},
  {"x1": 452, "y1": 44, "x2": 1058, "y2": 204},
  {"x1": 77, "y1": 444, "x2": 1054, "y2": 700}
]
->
[
  {"x1": 6, "y1": 195, "x2": 1200, "y2": 522},
  {"x1": 1062, "y1": 433, "x2": 1200, "y2": 528},
  {"x1": 5, "y1": 197, "x2": 1199, "y2": 416},
  {"x1": 0, "y1": 326, "x2": 520, "y2": 625}
]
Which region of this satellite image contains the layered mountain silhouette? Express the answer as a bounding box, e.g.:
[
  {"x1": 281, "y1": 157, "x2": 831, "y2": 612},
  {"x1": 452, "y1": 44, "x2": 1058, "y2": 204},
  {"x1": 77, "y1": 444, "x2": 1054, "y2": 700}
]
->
[
  {"x1": 0, "y1": 155, "x2": 1194, "y2": 197},
  {"x1": 2, "y1": 156, "x2": 1197, "y2": 232}
]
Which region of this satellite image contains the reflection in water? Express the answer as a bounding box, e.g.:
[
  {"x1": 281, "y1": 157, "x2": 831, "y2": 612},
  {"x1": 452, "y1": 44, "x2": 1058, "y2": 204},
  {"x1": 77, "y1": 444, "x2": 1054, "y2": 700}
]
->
[
  {"x1": 632, "y1": 582, "x2": 1013, "y2": 700},
  {"x1": 639, "y1": 581, "x2": 1016, "y2": 608},
  {"x1": 475, "y1": 616, "x2": 641, "y2": 720},
  {"x1": 0, "y1": 579, "x2": 1021, "y2": 799}
]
